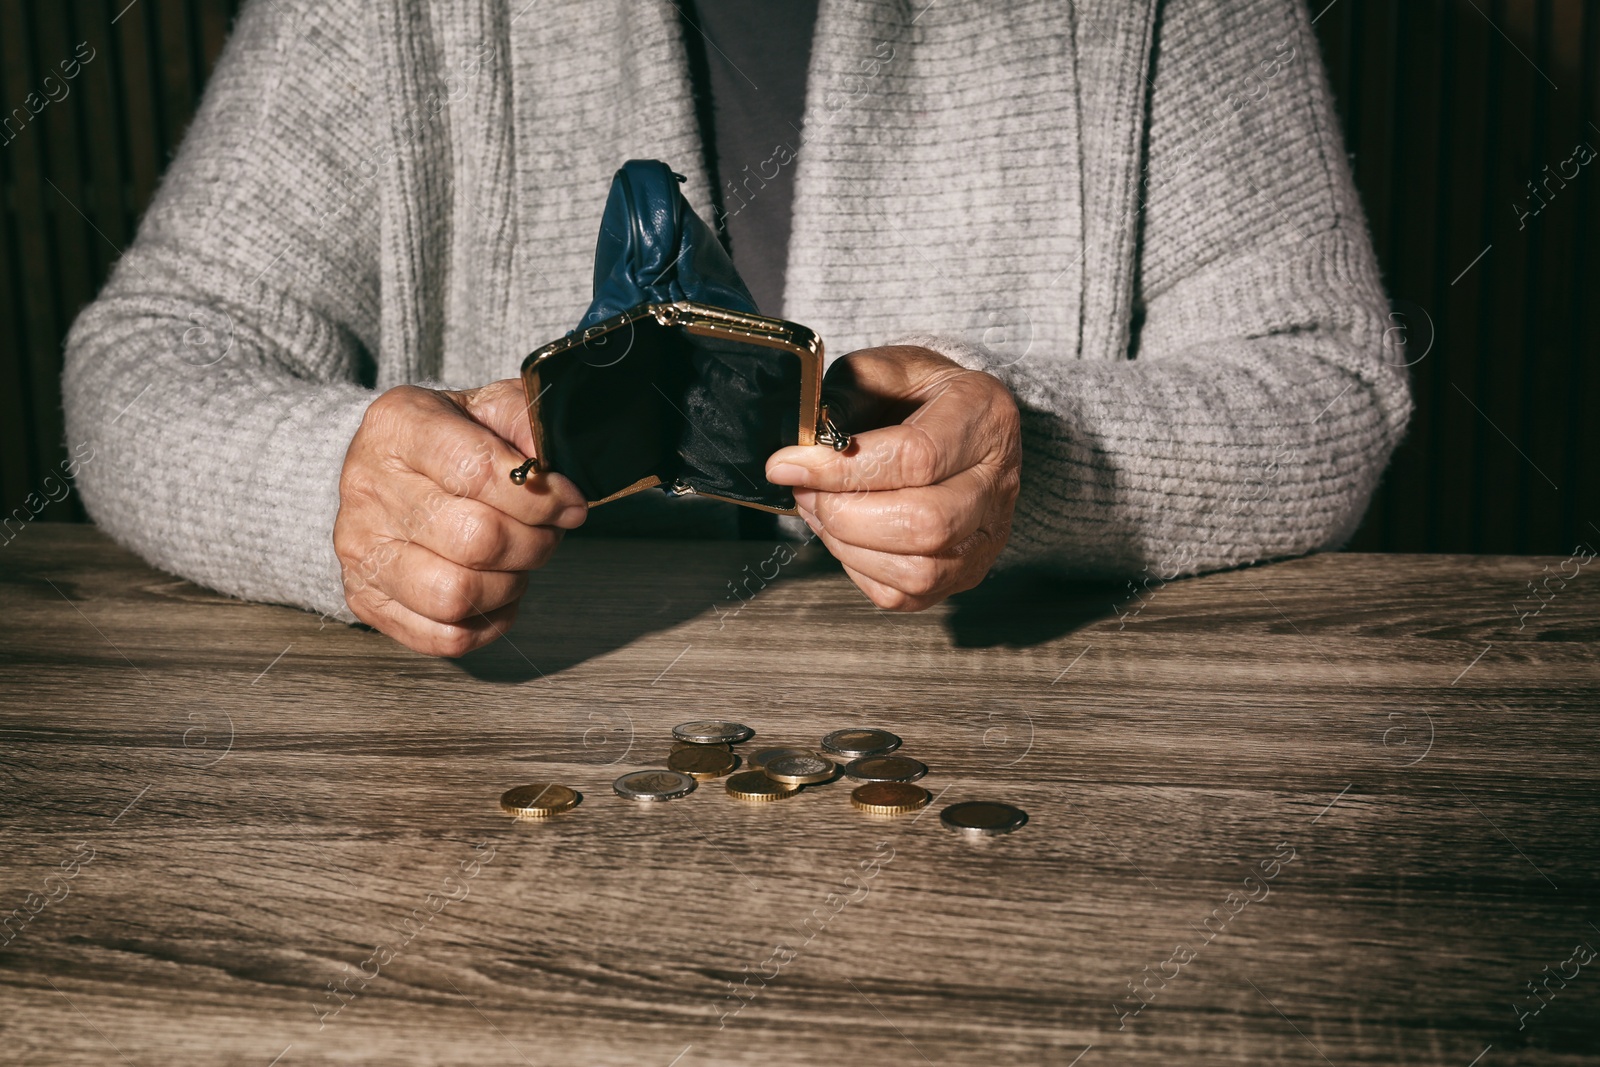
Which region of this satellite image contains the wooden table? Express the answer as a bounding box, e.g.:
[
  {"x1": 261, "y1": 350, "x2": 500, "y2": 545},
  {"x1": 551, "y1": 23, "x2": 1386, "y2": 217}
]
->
[{"x1": 2, "y1": 525, "x2": 1596, "y2": 1065}]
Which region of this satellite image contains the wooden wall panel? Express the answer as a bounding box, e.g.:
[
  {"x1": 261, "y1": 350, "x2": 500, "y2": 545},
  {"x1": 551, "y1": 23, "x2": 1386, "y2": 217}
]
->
[
  {"x1": 0, "y1": 0, "x2": 1594, "y2": 553},
  {"x1": 1323, "y1": 0, "x2": 1599, "y2": 553},
  {"x1": 0, "y1": 0, "x2": 242, "y2": 529}
]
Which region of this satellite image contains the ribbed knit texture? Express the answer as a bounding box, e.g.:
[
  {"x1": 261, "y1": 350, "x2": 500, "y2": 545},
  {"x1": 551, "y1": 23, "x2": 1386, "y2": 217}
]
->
[{"x1": 62, "y1": 0, "x2": 1411, "y2": 622}]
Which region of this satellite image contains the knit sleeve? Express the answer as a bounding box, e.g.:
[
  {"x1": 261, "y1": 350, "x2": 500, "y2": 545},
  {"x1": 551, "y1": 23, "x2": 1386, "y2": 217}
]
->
[
  {"x1": 62, "y1": 0, "x2": 382, "y2": 621},
  {"x1": 894, "y1": 0, "x2": 1412, "y2": 580}
]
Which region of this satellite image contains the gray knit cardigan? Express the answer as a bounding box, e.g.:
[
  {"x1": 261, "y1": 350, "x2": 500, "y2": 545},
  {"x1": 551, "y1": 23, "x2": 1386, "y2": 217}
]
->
[{"x1": 62, "y1": 0, "x2": 1411, "y2": 623}]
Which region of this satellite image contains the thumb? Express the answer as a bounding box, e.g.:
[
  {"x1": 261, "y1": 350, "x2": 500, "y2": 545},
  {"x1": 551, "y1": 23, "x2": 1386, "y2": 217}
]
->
[{"x1": 452, "y1": 378, "x2": 537, "y2": 458}]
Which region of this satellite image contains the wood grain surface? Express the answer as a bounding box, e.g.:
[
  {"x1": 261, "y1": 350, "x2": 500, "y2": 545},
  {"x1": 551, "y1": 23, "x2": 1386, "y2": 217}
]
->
[{"x1": 1, "y1": 524, "x2": 1597, "y2": 1066}]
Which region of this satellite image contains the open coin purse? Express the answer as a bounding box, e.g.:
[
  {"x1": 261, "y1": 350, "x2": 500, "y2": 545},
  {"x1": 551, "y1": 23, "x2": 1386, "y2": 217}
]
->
[{"x1": 511, "y1": 160, "x2": 848, "y2": 515}]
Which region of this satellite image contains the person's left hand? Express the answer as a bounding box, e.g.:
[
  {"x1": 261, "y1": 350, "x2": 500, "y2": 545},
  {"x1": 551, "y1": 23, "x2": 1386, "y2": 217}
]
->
[{"x1": 765, "y1": 345, "x2": 1021, "y2": 610}]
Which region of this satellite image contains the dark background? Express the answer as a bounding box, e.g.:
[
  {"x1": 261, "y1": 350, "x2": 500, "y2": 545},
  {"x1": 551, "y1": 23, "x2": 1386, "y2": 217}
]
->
[{"x1": 1, "y1": 0, "x2": 1595, "y2": 553}]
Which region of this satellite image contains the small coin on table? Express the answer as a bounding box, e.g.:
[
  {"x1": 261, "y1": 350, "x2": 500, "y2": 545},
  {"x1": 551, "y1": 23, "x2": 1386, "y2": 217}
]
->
[
  {"x1": 850, "y1": 781, "x2": 931, "y2": 815},
  {"x1": 844, "y1": 755, "x2": 928, "y2": 783},
  {"x1": 762, "y1": 752, "x2": 838, "y2": 786},
  {"x1": 749, "y1": 746, "x2": 816, "y2": 770},
  {"x1": 668, "y1": 745, "x2": 738, "y2": 781},
  {"x1": 821, "y1": 728, "x2": 902, "y2": 759},
  {"x1": 672, "y1": 720, "x2": 755, "y2": 745},
  {"x1": 613, "y1": 769, "x2": 698, "y2": 802},
  {"x1": 499, "y1": 783, "x2": 581, "y2": 818},
  {"x1": 671, "y1": 740, "x2": 732, "y2": 754},
  {"x1": 726, "y1": 770, "x2": 799, "y2": 802},
  {"x1": 940, "y1": 801, "x2": 1028, "y2": 836}
]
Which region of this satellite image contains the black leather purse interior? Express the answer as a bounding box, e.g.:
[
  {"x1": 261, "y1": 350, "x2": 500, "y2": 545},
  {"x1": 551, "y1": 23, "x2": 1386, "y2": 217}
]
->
[{"x1": 522, "y1": 303, "x2": 835, "y2": 514}]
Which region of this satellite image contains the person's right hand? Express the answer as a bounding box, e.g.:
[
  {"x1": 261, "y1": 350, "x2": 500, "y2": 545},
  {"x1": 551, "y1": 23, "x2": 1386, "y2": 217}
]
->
[{"x1": 333, "y1": 379, "x2": 587, "y2": 657}]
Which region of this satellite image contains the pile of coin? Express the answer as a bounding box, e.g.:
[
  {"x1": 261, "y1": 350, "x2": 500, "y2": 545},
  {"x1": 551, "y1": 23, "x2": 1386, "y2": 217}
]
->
[{"x1": 499, "y1": 721, "x2": 1027, "y2": 836}]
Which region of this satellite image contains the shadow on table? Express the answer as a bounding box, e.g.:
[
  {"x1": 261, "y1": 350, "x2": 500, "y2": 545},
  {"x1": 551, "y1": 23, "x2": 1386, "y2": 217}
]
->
[
  {"x1": 453, "y1": 581, "x2": 725, "y2": 685},
  {"x1": 452, "y1": 539, "x2": 840, "y2": 683},
  {"x1": 454, "y1": 549, "x2": 1120, "y2": 680},
  {"x1": 944, "y1": 567, "x2": 1123, "y2": 648}
]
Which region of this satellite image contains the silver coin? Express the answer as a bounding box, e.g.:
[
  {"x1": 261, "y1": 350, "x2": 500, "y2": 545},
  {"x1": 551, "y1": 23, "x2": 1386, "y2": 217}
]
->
[
  {"x1": 672, "y1": 720, "x2": 755, "y2": 745},
  {"x1": 940, "y1": 801, "x2": 1028, "y2": 836},
  {"x1": 763, "y1": 753, "x2": 838, "y2": 786},
  {"x1": 613, "y1": 769, "x2": 698, "y2": 802},
  {"x1": 821, "y1": 728, "x2": 902, "y2": 759},
  {"x1": 750, "y1": 746, "x2": 816, "y2": 770}
]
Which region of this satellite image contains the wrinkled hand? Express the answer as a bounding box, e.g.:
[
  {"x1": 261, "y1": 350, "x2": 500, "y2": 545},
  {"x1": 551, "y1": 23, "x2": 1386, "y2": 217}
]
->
[
  {"x1": 334, "y1": 379, "x2": 586, "y2": 657},
  {"x1": 765, "y1": 345, "x2": 1020, "y2": 610}
]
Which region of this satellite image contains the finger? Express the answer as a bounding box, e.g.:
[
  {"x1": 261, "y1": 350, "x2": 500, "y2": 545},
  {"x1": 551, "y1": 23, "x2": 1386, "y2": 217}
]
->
[
  {"x1": 804, "y1": 515, "x2": 975, "y2": 607},
  {"x1": 370, "y1": 540, "x2": 530, "y2": 625},
  {"x1": 791, "y1": 465, "x2": 993, "y2": 555},
  {"x1": 454, "y1": 378, "x2": 539, "y2": 458},
  {"x1": 408, "y1": 494, "x2": 566, "y2": 571},
  {"x1": 376, "y1": 386, "x2": 586, "y2": 526},
  {"x1": 453, "y1": 379, "x2": 593, "y2": 516},
  {"x1": 840, "y1": 562, "x2": 944, "y2": 613},
  {"x1": 369, "y1": 474, "x2": 568, "y2": 570},
  {"x1": 767, "y1": 381, "x2": 994, "y2": 492},
  {"x1": 349, "y1": 586, "x2": 520, "y2": 658}
]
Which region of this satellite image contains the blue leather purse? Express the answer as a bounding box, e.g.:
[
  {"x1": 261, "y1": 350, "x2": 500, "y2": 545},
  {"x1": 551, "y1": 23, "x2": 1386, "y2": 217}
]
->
[{"x1": 511, "y1": 160, "x2": 847, "y2": 515}]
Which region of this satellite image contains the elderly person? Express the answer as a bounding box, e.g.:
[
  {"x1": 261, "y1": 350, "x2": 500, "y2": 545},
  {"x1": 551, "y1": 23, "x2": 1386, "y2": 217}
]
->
[{"x1": 63, "y1": 0, "x2": 1410, "y2": 656}]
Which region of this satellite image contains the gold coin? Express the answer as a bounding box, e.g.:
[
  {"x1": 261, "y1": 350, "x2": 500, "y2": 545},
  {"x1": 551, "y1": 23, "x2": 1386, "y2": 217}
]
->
[
  {"x1": 668, "y1": 745, "x2": 738, "y2": 781},
  {"x1": 499, "y1": 783, "x2": 580, "y2": 818},
  {"x1": 725, "y1": 770, "x2": 799, "y2": 802},
  {"x1": 749, "y1": 746, "x2": 815, "y2": 770},
  {"x1": 763, "y1": 752, "x2": 838, "y2": 786},
  {"x1": 671, "y1": 740, "x2": 733, "y2": 754},
  {"x1": 850, "y1": 781, "x2": 931, "y2": 815}
]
